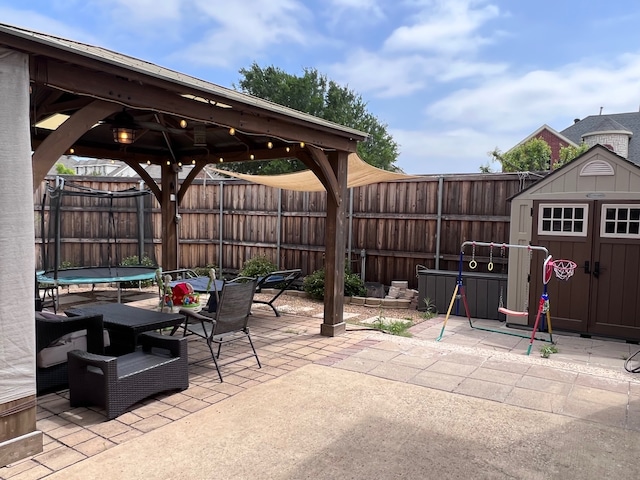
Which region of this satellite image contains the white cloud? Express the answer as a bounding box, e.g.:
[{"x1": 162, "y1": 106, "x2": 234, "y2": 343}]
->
[
  {"x1": 173, "y1": 0, "x2": 313, "y2": 68},
  {"x1": 392, "y1": 125, "x2": 507, "y2": 174},
  {"x1": 325, "y1": 0, "x2": 506, "y2": 99},
  {"x1": 0, "y1": 6, "x2": 99, "y2": 44},
  {"x1": 384, "y1": 0, "x2": 501, "y2": 55},
  {"x1": 427, "y1": 54, "x2": 640, "y2": 134},
  {"x1": 325, "y1": 0, "x2": 385, "y2": 24},
  {"x1": 100, "y1": 0, "x2": 183, "y2": 22}
]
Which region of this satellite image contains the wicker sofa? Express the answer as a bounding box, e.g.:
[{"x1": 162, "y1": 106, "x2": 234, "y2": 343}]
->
[
  {"x1": 67, "y1": 332, "x2": 189, "y2": 419},
  {"x1": 36, "y1": 311, "x2": 105, "y2": 395}
]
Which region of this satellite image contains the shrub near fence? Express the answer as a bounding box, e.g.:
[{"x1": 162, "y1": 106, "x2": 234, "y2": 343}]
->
[{"x1": 34, "y1": 173, "x2": 537, "y2": 290}]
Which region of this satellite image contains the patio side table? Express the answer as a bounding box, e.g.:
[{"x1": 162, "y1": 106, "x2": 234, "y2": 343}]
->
[{"x1": 66, "y1": 303, "x2": 185, "y2": 355}]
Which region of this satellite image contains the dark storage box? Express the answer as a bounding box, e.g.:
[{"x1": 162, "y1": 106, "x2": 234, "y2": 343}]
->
[{"x1": 417, "y1": 269, "x2": 507, "y2": 321}]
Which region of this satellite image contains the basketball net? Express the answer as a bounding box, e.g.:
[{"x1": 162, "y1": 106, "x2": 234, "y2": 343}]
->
[
  {"x1": 552, "y1": 259, "x2": 577, "y2": 281},
  {"x1": 543, "y1": 256, "x2": 577, "y2": 282}
]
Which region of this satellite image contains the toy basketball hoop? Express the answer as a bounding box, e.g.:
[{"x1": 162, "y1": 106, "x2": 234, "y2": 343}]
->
[
  {"x1": 543, "y1": 255, "x2": 577, "y2": 282},
  {"x1": 551, "y1": 259, "x2": 577, "y2": 281}
]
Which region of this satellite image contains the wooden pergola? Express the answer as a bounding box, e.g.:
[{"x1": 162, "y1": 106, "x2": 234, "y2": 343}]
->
[{"x1": 0, "y1": 23, "x2": 367, "y2": 338}]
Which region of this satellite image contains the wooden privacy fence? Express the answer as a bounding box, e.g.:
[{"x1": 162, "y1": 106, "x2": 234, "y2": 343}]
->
[{"x1": 34, "y1": 173, "x2": 538, "y2": 289}]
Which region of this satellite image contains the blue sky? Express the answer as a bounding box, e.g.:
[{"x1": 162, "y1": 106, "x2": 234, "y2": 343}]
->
[{"x1": 3, "y1": 0, "x2": 640, "y2": 174}]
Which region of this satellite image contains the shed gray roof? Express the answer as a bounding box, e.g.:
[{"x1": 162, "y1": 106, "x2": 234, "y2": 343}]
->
[{"x1": 561, "y1": 113, "x2": 640, "y2": 164}]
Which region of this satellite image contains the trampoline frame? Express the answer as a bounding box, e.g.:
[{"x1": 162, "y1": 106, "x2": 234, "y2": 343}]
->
[{"x1": 38, "y1": 178, "x2": 158, "y2": 304}]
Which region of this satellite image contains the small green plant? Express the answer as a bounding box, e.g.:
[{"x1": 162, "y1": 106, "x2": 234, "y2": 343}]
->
[
  {"x1": 370, "y1": 314, "x2": 412, "y2": 337},
  {"x1": 239, "y1": 255, "x2": 277, "y2": 278},
  {"x1": 119, "y1": 255, "x2": 156, "y2": 288},
  {"x1": 421, "y1": 297, "x2": 438, "y2": 320},
  {"x1": 302, "y1": 268, "x2": 366, "y2": 300},
  {"x1": 540, "y1": 344, "x2": 559, "y2": 358},
  {"x1": 192, "y1": 264, "x2": 219, "y2": 277},
  {"x1": 60, "y1": 260, "x2": 76, "y2": 269}
]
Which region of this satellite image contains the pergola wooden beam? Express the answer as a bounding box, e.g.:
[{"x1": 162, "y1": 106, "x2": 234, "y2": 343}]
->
[
  {"x1": 34, "y1": 59, "x2": 360, "y2": 153},
  {"x1": 31, "y1": 100, "x2": 121, "y2": 190}
]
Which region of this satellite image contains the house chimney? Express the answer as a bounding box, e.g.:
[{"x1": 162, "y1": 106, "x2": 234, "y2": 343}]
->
[{"x1": 599, "y1": 106, "x2": 603, "y2": 115}]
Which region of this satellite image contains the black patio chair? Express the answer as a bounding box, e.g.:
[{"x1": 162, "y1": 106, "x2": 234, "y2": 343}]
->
[{"x1": 177, "y1": 278, "x2": 260, "y2": 382}]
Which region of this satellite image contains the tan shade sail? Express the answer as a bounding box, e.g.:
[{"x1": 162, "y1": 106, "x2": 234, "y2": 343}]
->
[{"x1": 210, "y1": 153, "x2": 419, "y2": 192}]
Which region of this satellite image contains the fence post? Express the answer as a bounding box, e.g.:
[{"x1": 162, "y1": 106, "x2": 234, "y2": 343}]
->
[
  {"x1": 276, "y1": 188, "x2": 282, "y2": 269},
  {"x1": 218, "y1": 181, "x2": 224, "y2": 271},
  {"x1": 347, "y1": 188, "x2": 353, "y2": 270},
  {"x1": 435, "y1": 175, "x2": 444, "y2": 270}
]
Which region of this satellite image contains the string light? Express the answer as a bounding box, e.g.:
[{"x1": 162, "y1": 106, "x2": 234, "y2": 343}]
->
[
  {"x1": 179, "y1": 119, "x2": 187, "y2": 128},
  {"x1": 229, "y1": 127, "x2": 235, "y2": 135},
  {"x1": 192, "y1": 159, "x2": 196, "y2": 165},
  {"x1": 218, "y1": 157, "x2": 224, "y2": 163},
  {"x1": 300, "y1": 142, "x2": 305, "y2": 148},
  {"x1": 178, "y1": 161, "x2": 183, "y2": 167},
  {"x1": 166, "y1": 160, "x2": 171, "y2": 166},
  {"x1": 285, "y1": 147, "x2": 290, "y2": 153},
  {"x1": 267, "y1": 141, "x2": 273, "y2": 149},
  {"x1": 69, "y1": 148, "x2": 75, "y2": 154},
  {"x1": 146, "y1": 160, "x2": 151, "y2": 165},
  {"x1": 249, "y1": 154, "x2": 255, "y2": 160}
]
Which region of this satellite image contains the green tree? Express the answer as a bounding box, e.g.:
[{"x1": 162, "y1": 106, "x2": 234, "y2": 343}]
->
[
  {"x1": 55, "y1": 163, "x2": 75, "y2": 175},
  {"x1": 488, "y1": 138, "x2": 551, "y2": 172},
  {"x1": 233, "y1": 63, "x2": 400, "y2": 174},
  {"x1": 554, "y1": 143, "x2": 589, "y2": 169}
]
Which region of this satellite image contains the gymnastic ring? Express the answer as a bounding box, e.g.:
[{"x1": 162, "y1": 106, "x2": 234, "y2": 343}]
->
[
  {"x1": 469, "y1": 259, "x2": 477, "y2": 270},
  {"x1": 487, "y1": 262, "x2": 494, "y2": 272}
]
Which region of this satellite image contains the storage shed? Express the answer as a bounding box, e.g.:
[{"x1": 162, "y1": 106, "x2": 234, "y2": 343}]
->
[{"x1": 506, "y1": 145, "x2": 640, "y2": 341}]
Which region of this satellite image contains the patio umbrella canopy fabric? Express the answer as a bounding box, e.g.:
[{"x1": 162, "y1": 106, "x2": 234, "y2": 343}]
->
[{"x1": 211, "y1": 153, "x2": 419, "y2": 191}]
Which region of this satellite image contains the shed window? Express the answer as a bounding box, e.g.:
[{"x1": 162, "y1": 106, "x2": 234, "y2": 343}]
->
[
  {"x1": 538, "y1": 204, "x2": 588, "y2": 237},
  {"x1": 601, "y1": 204, "x2": 640, "y2": 238}
]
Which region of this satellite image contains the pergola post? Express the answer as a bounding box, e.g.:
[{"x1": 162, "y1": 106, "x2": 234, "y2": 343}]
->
[
  {"x1": 160, "y1": 164, "x2": 179, "y2": 271},
  {"x1": 321, "y1": 150, "x2": 349, "y2": 337}
]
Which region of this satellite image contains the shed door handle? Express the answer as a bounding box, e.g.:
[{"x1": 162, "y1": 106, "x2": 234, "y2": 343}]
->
[
  {"x1": 584, "y1": 261, "x2": 590, "y2": 274},
  {"x1": 593, "y1": 262, "x2": 600, "y2": 278}
]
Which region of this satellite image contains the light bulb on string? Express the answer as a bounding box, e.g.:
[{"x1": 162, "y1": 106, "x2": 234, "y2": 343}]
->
[
  {"x1": 300, "y1": 142, "x2": 305, "y2": 148},
  {"x1": 229, "y1": 127, "x2": 235, "y2": 135}
]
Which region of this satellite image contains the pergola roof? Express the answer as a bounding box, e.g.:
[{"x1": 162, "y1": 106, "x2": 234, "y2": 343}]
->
[{"x1": 0, "y1": 22, "x2": 367, "y2": 185}]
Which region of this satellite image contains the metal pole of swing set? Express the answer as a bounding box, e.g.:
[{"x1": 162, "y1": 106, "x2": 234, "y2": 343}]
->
[
  {"x1": 436, "y1": 241, "x2": 550, "y2": 342},
  {"x1": 435, "y1": 249, "x2": 465, "y2": 341}
]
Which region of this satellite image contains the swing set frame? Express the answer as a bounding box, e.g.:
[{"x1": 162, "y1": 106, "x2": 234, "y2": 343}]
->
[{"x1": 436, "y1": 241, "x2": 556, "y2": 355}]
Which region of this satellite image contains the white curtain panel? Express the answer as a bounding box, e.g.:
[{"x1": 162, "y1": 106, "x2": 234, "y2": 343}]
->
[{"x1": 0, "y1": 48, "x2": 36, "y2": 403}]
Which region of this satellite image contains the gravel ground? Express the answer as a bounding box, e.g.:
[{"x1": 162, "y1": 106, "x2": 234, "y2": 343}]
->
[{"x1": 253, "y1": 290, "x2": 429, "y2": 325}]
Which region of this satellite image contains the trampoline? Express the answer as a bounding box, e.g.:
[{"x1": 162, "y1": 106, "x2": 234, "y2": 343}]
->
[
  {"x1": 38, "y1": 178, "x2": 158, "y2": 307},
  {"x1": 37, "y1": 266, "x2": 158, "y2": 304}
]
